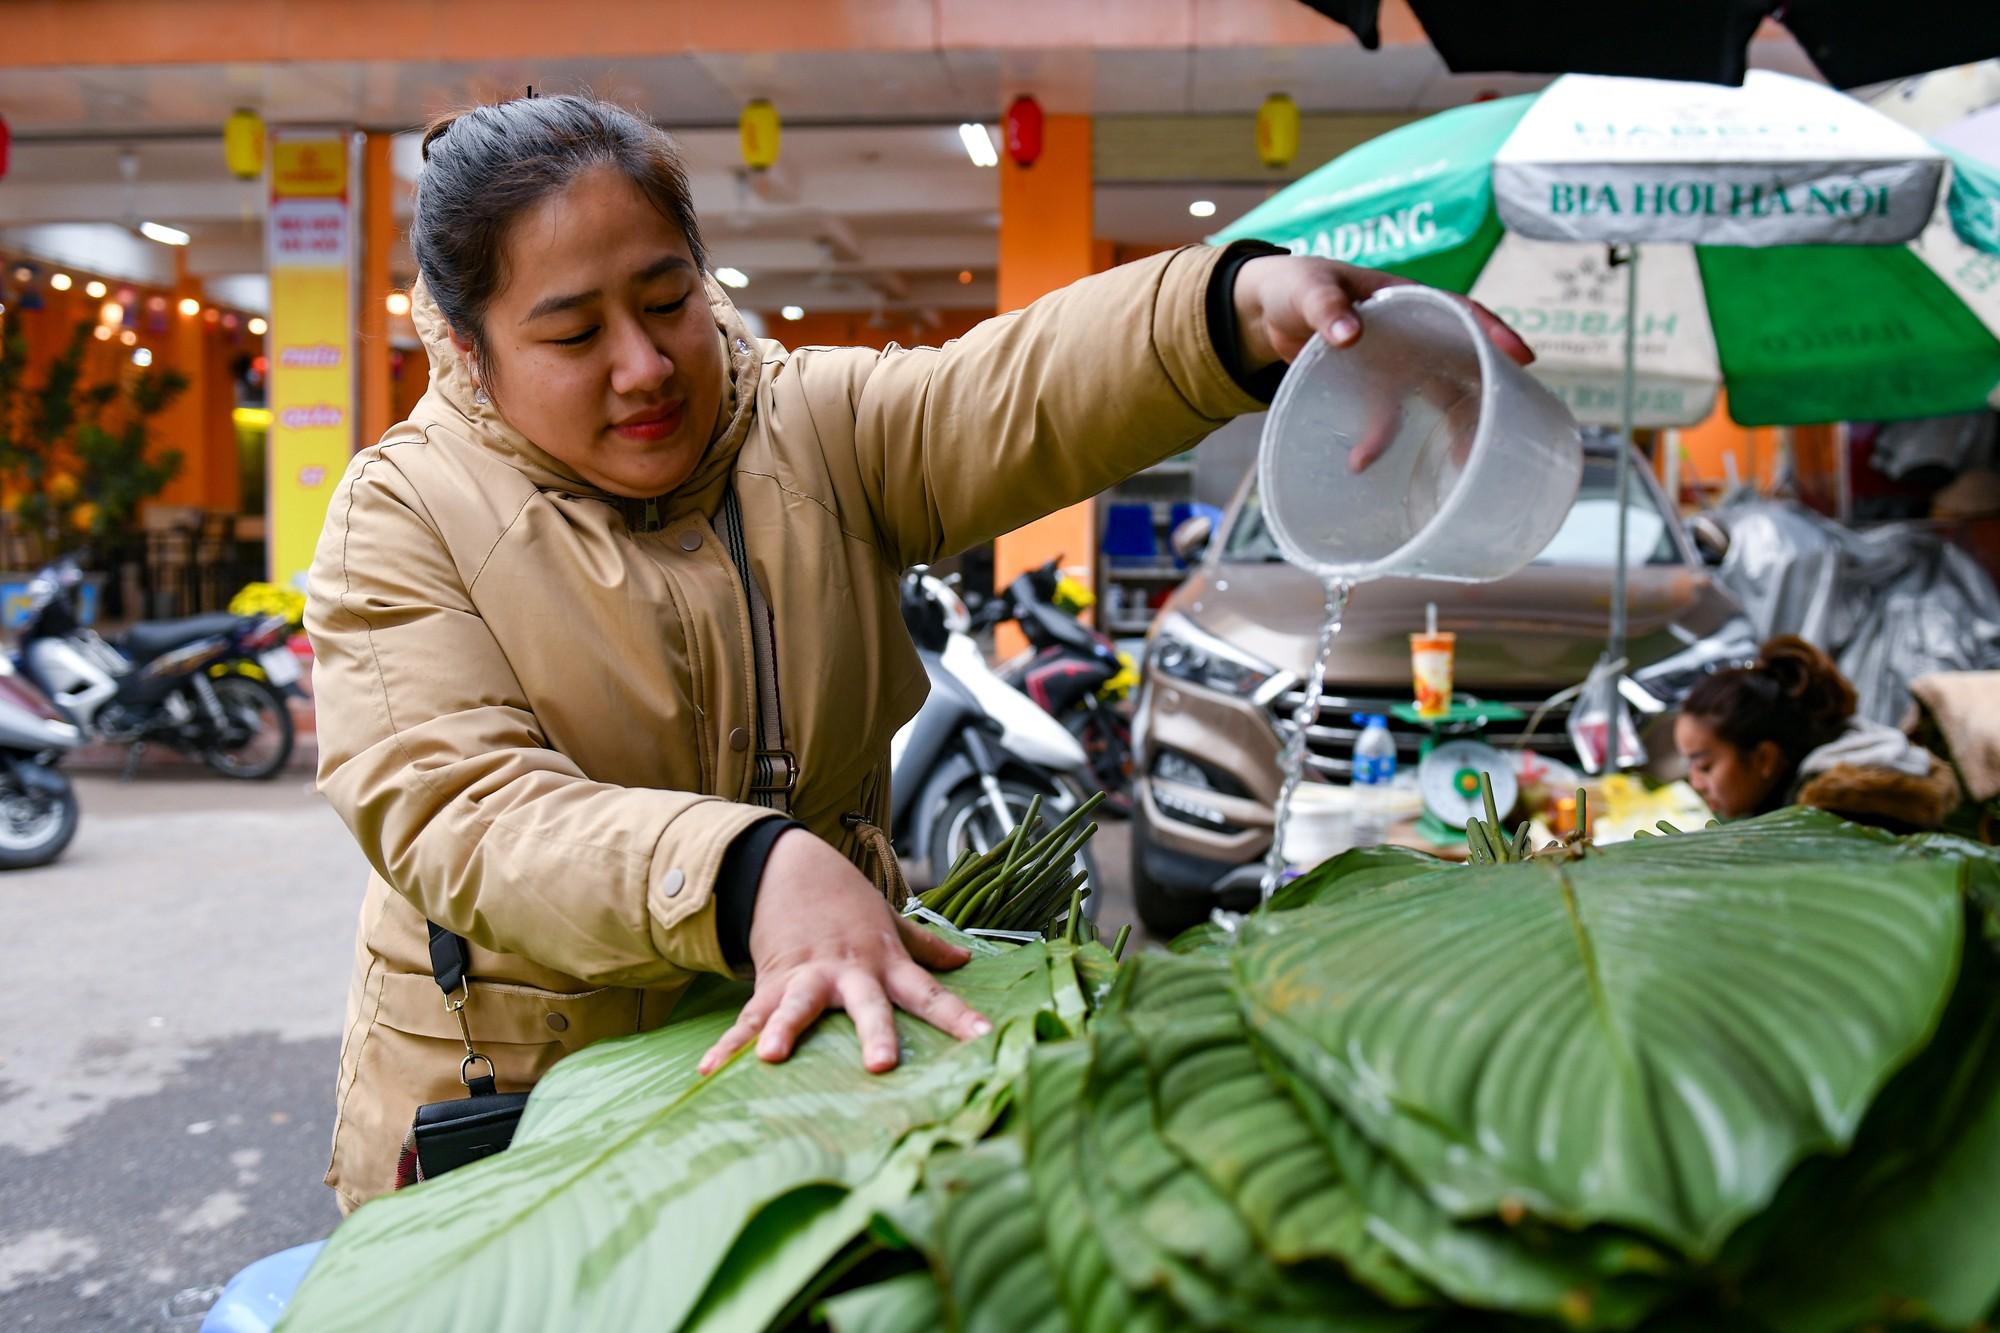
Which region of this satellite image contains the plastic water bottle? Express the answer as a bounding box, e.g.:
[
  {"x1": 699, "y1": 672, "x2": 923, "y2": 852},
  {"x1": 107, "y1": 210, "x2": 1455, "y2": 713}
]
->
[{"x1": 1351, "y1": 714, "x2": 1397, "y2": 846}]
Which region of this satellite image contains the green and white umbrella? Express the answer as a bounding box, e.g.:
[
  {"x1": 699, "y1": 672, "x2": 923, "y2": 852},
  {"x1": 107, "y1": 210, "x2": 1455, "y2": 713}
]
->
[
  {"x1": 1215, "y1": 69, "x2": 2000, "y2": 752},
  {"x1": 1216, "y1": 70, "x2": 2000, "y2": 430}
]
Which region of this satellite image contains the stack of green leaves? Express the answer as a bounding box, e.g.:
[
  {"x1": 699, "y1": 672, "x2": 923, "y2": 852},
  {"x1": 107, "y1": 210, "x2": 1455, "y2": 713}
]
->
[
  {"x1": 911, "y1": 791, "x2": 1104, "y2": 938},
  {"x1": 280, "y1": 810, "x2": 2000, "y2": 1333}
]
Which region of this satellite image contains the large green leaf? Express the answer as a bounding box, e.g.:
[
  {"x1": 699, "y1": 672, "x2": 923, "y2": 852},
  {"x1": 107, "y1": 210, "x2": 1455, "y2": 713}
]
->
[
  {"x1": 1737, "y1": 948, "x2": 2000, "y2": 1332},
  {"x1": 1903, "y1": 831, "x2": 2000, "y2": 952},
  {"x1": 1020, "y1": 1042, "x2": 1176, "y2": 1333},
  {"x1": 1117, "y1": 951, "x2": 1432, "y2": 1306},
  {"x1": 279, "y1": 943, "x2": 1056, "y2": 1333},
  {"x1": 1250, "y1": 1019, "x2": 1678, "y2": 1330},
  {"x1": 1235, "y1": 810, "x2": 1964, "y2": 1257},
  {"x1": 819, "y1": 1272, "x2": 943, "y2": 1333},
  {"x1": 1268, "y1": 843, "x2": 1452, "y2": 912},
  {"x1": 1082, "y1": 1008, "x2": 1417, "y2": 1331},
  {"x1": 926, "y1": 1137, "x2": 1066, "y2": 1333}
]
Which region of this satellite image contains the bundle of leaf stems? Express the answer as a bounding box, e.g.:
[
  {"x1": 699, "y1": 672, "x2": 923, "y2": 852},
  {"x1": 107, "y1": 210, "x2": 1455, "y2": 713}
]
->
[
  {"x1": 915, "y1": 791, "x2": 1103, "y2": 937},
  {"x1": 1466, "y1": 776, "x2": 1587, "y2": 864}
]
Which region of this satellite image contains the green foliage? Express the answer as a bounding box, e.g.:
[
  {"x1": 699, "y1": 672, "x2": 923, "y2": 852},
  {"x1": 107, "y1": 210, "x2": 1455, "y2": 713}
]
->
[
  {"x1": 0, "y1": 318, "x2": 185, "y2": 561},
  {"x1": 282, "y1": 812, "x2": 2000, "y2": 1333}
]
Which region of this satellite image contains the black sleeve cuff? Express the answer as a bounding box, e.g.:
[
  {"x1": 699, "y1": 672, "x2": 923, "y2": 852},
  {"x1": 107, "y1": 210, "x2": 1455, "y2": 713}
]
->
[
  {"x1": 1205, "y1": 239, "x2": 1292, "y2": 404},
  {"x1": 715, "y1": 817, "x2": 803, "y2": 971}
]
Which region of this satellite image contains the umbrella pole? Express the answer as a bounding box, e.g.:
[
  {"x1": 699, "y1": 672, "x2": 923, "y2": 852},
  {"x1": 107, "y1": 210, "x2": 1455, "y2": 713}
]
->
[{"x1": 1609, "y1": 244, "x2": 1639, "y2": 668}]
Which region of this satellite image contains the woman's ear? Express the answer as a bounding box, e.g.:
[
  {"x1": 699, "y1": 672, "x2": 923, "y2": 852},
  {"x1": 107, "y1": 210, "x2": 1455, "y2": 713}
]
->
[
  {"x1": 1751, "y1": 740, "x2": 1787, "y2": 781},
  {"x1": 447, "y1": 328, "x2": 478, "y2": 380}
]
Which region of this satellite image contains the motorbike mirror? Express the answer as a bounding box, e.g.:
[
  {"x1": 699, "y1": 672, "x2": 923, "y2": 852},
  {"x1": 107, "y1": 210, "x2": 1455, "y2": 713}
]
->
[
  {"x1": 1170, "y1": 515, "x2": 1214, "y2": 563},
  {"x1": 1687, "y1": 514, "x2": 1729, "y2": 566}
]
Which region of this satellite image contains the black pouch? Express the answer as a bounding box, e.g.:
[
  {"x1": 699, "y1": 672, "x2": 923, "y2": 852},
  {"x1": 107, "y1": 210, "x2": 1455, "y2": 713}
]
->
[
  {"x1": 395, "y1": 923, "x2": 529, "y2": 1190},
  {"x1": 398, "y1": 1086, "x2": 529, "y2": 1188}
]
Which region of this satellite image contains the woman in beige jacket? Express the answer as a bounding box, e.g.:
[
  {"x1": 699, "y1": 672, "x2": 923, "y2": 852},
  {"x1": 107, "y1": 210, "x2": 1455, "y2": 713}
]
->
[{"x1": 306, "y1": 94, "x2": 1530, "y2": 1210}]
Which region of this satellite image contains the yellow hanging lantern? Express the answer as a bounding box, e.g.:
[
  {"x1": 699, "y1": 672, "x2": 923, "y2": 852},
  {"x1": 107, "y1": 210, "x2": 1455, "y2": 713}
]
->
[
  {"x1": 224, "y1": 108, "x2": 265, "y2": 181},
  {"x1": 739, "y1": 99, "x2": 780, "y2": 172},
  {"x1": 1255, "y1": 93, "x2": 1299, "y2": 170}
]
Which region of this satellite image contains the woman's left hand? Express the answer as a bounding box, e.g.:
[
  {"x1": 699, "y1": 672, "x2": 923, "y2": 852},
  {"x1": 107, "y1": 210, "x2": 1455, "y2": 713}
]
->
[
  {"x1": 697, "y1": 828, "x2": 991, "y2": 1077},
  {"x1": 1230, "y1": 255, "x2": 1535, "y2": 474},
  {"x1": 1230, "y1": 254, "x2": 1534, "y2": 371}
]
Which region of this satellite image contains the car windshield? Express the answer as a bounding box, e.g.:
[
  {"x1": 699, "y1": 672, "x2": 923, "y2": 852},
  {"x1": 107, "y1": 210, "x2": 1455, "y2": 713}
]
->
[{"x1": 1222, "y1": 455, "x2": 1683, "y2": 569}]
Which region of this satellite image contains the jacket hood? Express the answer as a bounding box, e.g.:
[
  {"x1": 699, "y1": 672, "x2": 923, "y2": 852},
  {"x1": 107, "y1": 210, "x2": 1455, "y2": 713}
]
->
[
  {"x1": 407, "y1": 273, "x2": 762, "y2": 520},
  {"x1": 1799, "y1": 717, "x2": 1933, "y2": 779}
]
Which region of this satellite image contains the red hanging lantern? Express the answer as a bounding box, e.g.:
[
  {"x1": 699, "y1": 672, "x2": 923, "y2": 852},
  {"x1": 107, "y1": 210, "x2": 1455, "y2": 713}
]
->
[
  {"x1": 0, "y1": 113, "x2": 11, "y2": 184},
  {"x1": 1003, "y1": 95, "x2": 1043, "y2": 168}
]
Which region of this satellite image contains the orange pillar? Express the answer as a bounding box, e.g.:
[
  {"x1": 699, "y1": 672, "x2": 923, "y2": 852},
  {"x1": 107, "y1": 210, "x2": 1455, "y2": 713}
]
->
[
  {"x1": 992, "y1": 113, "x2": 1094, "y2": 655},
  {"x1": 359, "y1": 131, "x2": 394, "y2": 450},
  {"x1": 158, "y1": 250, "x2": 212, "y2": 508}
]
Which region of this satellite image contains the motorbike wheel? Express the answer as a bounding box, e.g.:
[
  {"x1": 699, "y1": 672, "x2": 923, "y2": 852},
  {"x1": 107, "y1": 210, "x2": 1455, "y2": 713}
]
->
[
  {"x1": 201, "y1": 674, "x2": 295, "y2": 781},
  {"x1": 928, "y1": 776, "x2": 1101, "y2": 921},
  {"x1": 0, "y1": 766, "x2": 79, "y2": 870}
]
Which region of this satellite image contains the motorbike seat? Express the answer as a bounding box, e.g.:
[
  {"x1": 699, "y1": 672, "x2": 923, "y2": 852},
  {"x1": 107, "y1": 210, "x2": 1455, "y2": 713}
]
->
[
  {"x1": 1023, "y1": 601, "x2": 1108, "y2": 657},
  {"x1": 119, "y1": 613, "x2": 247, "y2": 664}
]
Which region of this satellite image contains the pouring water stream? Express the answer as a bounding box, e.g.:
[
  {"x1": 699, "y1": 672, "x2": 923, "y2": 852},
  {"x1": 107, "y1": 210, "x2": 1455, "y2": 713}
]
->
[{"x1": 1262, "y1": 577, "x2": 1354, "y2": 898}]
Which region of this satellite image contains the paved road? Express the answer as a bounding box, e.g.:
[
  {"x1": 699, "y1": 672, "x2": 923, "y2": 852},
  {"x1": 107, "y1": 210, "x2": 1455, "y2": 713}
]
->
[
  {"x1": 0, "y1": 768, "x2": 1142, "y2": 1330},
  {"x1": 0, "y1": 771, "x2": 365, "y2": 1331}
]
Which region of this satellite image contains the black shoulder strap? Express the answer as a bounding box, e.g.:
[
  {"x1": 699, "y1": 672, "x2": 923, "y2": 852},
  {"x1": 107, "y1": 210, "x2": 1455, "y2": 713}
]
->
[
  {"x1": 428, "y1": 919, "x2": 470, "y2": 996},
  {"x1": 717, "y1": 484, "x2": 794, "y2": 812}
]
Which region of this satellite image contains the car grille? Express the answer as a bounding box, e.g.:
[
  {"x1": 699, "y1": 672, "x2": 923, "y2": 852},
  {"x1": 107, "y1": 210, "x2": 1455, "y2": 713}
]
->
[{"x1": 1265, "y1": 688, "x2": 1580, "y2": 780}]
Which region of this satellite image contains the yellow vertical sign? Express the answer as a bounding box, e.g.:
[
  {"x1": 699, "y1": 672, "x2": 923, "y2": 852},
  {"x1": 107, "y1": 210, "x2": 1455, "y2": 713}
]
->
[{"x1": 266, "y1": 128, "x2": 356, "y2": 590}]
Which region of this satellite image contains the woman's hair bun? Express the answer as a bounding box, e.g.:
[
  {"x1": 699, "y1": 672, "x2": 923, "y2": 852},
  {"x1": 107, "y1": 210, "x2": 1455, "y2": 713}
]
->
[
  {"x1": 420, "y1": 114, "x2": 460, "y2": 163},
  {"x1": 1756, "y1": 635, "x2": 1855, "y2": 730}
]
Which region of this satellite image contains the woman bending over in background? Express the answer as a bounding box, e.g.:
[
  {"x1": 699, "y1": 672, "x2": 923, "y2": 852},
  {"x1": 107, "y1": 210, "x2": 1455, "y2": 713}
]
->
[{"x1": 1674, "y1": 635, "x2": 1959, "y2": 833}]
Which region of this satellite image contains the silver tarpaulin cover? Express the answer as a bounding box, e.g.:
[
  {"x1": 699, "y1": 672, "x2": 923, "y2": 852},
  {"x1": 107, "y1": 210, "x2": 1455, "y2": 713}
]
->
[{"x1": 1711, "y1": 499, "x2": 2000, "y2": 724}]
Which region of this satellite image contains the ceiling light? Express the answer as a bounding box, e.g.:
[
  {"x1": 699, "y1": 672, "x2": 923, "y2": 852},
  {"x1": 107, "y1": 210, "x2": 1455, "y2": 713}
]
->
[
  {"x1": 140, "y1": 221, "x2": 191, "y2": 246},
  {"x1": 177, "y1": 297, "x2": 201, "y2": 317},
  {"x1": 100, "y1": 300, "x2": 124, "y2": 325},
  {"x1": 119, "y1": 329, "x2": 138, "y2": 346},
  {"x1": 248, "y1": 316, "x2": 268, "y2": 336},
  {"x1": 92, "y1": 325, "x2": 112, "y2": 342},
  {"x1": 781, "y1": 305, "x2": 805, "y2": 321},
  {"x1": 87, "y1": 281, "x2": 109, "y2": 299},
  {"x1": 385, "y1": 291, "x2": 412, "y2": 317},
  {"x1": 958, "y1": 270, "x2": 973, "y2": 285},
  {"x1": 958, "y1": 123, "x2": 999, "y2": 168},
  {"x1": 714, "y1": 267, "x2": 750, "y2": 289},
  {"x1": 1188, "y1": 199, "x2": 1218, "y2": 218},
  {"x1": 49, "y1": 273, "x2": 73, "y2": 292},
  {"x1": 132, "y1": 347, "x2": 154, "y2": 367},
  {"x1": 10, "y1": 266, "x2": 30, "y2": 284}
]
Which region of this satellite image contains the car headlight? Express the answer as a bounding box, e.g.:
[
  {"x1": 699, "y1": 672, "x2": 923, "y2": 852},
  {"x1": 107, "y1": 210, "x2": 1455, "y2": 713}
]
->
[
  {"x1": 1629, "y1": 619, "x2": 1759, "y2": 709},
  {"x1": 1148, "y1": 612, "x2": 1278, "y2": 699}
]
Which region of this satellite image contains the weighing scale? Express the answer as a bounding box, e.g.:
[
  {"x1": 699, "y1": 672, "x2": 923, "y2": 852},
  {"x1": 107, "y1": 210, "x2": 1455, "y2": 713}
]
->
[{"x1": 1389, "y1": 698, "x2": 1524, "y2": 845}]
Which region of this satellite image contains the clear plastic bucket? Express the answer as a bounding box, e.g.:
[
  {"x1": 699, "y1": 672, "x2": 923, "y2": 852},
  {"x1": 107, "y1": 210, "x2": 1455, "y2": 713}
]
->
[{"x1": 1257, "y1": 286, "x2": 1582, "y2": 584}]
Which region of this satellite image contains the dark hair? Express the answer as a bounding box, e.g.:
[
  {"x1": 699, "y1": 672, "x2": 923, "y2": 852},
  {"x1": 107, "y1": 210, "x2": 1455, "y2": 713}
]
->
[
  {"x1": 411, "y1": 94, "x2": 707, "y2": 370},
  {"x1": 1681, "y1": 635, "x2": 1856, "y2": 784}
]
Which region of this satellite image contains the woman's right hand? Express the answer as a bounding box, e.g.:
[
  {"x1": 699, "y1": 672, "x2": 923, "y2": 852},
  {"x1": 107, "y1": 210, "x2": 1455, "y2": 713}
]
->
[{"x1": 697, "y1": 829, "x2": 991, "y2": 1077}]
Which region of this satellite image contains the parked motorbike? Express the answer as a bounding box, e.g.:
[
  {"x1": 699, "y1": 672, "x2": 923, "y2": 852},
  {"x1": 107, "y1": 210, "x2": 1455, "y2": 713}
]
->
[
  {"x1": 890, "y1": 567, "x2": 1099, "y2": 898},
  {"x1": 986, "y1": 558, "x2": 1139, "y2": 814},
  {"x1": 15, "y1": 557, "x2": 300, "y2": 780},
  {"x1": 0, "y1": 651, "x2": 84, "y2": 868}
]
